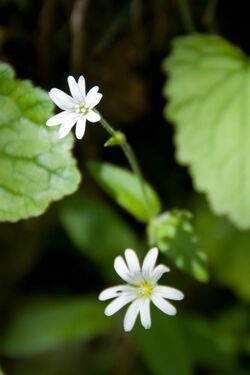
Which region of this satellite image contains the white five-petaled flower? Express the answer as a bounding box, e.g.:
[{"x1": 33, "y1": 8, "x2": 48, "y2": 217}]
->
[
  {"x1": 99, "y1": 247, "x2": 184, "y2": 332},
  {"x1": 46, "y1": 76, "x2": 102, "y2": 139}
]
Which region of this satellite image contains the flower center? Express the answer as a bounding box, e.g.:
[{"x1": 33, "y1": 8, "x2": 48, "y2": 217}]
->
[
  {"x1": 137, "y1": 281, "x2": 154, "y2": 297},
  {"x1": 74, "y1": 103, "x2": 89, "y2": 115}
]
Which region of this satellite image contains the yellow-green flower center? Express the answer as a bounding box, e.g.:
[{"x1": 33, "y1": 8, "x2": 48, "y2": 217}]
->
[{"x1": 137, "y1": 281, "x2": 154, "y2": 297}]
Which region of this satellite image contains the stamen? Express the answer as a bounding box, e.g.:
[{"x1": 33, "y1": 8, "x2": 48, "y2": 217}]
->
[
  {"x1": 74, "y1": 104, "x2": 81, "y2": 113},
  {"x1": 74, "y1": 103, "x2": 89, "y2": 115}
]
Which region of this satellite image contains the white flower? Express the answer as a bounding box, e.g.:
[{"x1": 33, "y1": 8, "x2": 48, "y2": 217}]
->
[
  {"x1": 99, "y1": 247, "x2": 184, "y2": 332},
  {"x1": 46, "y1": 76, "x2": 102, "y2": 139}
]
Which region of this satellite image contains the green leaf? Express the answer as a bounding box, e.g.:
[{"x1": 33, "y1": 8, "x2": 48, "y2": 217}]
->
[
  {"x1": 134, "y1": 309, "x2": 247, "y2": 375},
  {"x1": 163, "y1": 34, "x2": 250, "y2": 229},
  {"x1": 133, "y1": 310, "x2": 193, "y2": 375},
  {"x1": 60, "y1": 192, "x2": 139, "y2": 273},
  {"x1": 182, "y1": 307, "x2": 249, "y2": 369},
  {"x1": 0, "y1": 62, "x2": 81, "y2": 222},
  {"x1": 88, "y1": 162, "x2": 161, "y2": 222},
  {"x1": 183, "y1": 316, "x2": 233, "y2": 368},
  {"x1": 147, "y1": 210, "x2": 209, "y2": 282},
  {"x1": 0, "y1": 296, "x2": 111, "y2": 356},
  {"x1": 193, "y1": 197, "x2": 250, "y2": 301},
  {"x1": 0, "y1": 367, "x2": 5, "y2": 375}
]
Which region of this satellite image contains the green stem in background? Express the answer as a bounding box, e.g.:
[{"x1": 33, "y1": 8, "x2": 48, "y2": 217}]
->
[
  {"x1": 177, "y1": 0, "x2": 195, "y2": 33},
  {"x1": 99, "y1": 115, "x2": 153, "y2": 219},
  {"x1": 203, "y1": 0, "x2": 218, "y2": 33}
]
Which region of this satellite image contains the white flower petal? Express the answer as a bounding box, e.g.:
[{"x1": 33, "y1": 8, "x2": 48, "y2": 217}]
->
[
  {"x1": 59, "y1": 123, "x2": 75, "y2": 139},
  {"x1": 75, "y1": 116, "x2": 86, "y2": 139},
  {"x1": 85, "y1": 86, "x2": 98, "y2": 103},
  {"x1": 99, "y1": 285, "x2": 135, "y2": 301},
  {"x1": 125, "y1": 249, "x2": 141, "y2": 274},
  {"x1": 89, "y1": 92, "x2": 103, "y2": 108},
  {"x1": 105, "y1": 294, "x2": 136, "y2": 316},
  {"x1": 46, "y1": 111, "x2": 72, "y2": 126},
  {"x1": 78, "y1": 75, "x2": 86, "y2": 97},
  {"x1": 85, "y1": 86, "x2": 102, "y2": 107},
  {"x1": 58, "y1": 114, "x2": 79, "y2": 139},
  {"x1": 123, "y1": 298, "x2": 142, "y2": 332},
  {"x1": 99, "y1": 248, "x2": 183, "y2": 330},
  {"x1": 154, "y1": 286, "x2": 184, "y2": 301},
  {"x1": 49, "y1": 88, "x2": 75, "y2": 110},
  {"x1": 142, "y1": 247, "x2": 158, "y2": 279},
  {"x1": 114, "y1": 256, "x2": 134, "y2": 283},
  {"x1": 151, "y1": 264, "x2": 170, "y2": 283},
  {"x1": 86, "y1": 110, "x2": 101, "y2": 123},
  {"x1": 140, "y1": 298, "x2": 151, "y2": 330},
  {"x1": 68, "y1": 76, "x2": 84, "y2": 103},
  {"x1": 152, "y1": 294, "x2": 177, "y2": 316}
]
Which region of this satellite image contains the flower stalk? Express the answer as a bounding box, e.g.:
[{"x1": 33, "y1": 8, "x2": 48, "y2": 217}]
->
[
  {"x1": 99, "y1": 116, "x2": 153, "y2": 220},
  {"x1": 177, "y1": 0, "x2": 195, "y2": 33}
]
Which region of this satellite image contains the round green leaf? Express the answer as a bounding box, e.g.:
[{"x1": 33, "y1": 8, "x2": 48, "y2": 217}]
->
[
  {"x1": 148, "y1": 210, "x2": 208, "y2": 282},
  {"x1": 163, "y1": 34, "x2": 250, "y2": 229},
  {"x1": 0, "y1": 63, "x2": 81, "y2": 222}
]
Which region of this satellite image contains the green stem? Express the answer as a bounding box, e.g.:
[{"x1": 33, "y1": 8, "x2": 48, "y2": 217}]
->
[
  {"x1": 203, "y1": 0, "x2": 218, "y2": 33},
  {"x1": 99, "y1": 116, "x2": 153, "y2": 219},
  {"x1": 177, "y1": 0, "x2": 195, "y2": 33}
]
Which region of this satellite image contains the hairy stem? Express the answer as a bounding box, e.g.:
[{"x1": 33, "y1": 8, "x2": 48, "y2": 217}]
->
[
  {"x1": 177, "y1": 0, "x2": 195, "y2": 33},
  {"x1": 99, "y1": 116, "x2": 152, "y2": 219}
]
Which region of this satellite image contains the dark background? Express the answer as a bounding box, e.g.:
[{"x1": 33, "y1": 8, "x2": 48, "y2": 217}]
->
[{"x1": 0, "y1": 1, "x2": 250, "y2": 374}]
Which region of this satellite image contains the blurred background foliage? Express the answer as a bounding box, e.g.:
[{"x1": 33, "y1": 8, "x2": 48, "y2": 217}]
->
[{"x1": 1, "y1": 0, "x2": 250, "y2": 374}]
